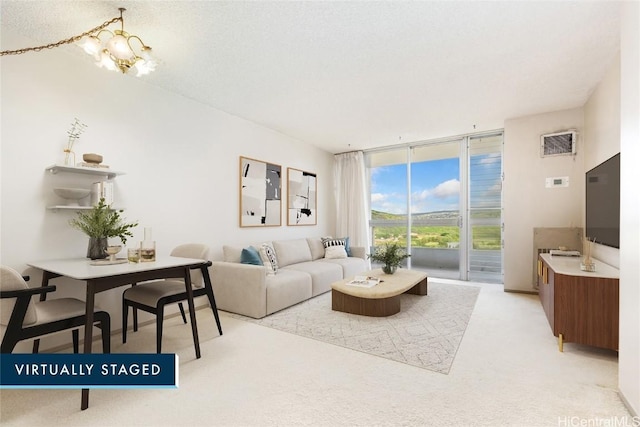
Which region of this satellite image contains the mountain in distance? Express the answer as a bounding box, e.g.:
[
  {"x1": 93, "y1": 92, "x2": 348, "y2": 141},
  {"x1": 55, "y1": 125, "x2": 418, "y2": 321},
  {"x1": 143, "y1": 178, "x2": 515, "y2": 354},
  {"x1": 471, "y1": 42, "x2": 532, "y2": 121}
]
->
[
  {"x1": 371, "y1": 209, "x2": 500, "y2": 220},
  {"x1": 371, "y1": 209, "x2": 457, "y2": 220}
]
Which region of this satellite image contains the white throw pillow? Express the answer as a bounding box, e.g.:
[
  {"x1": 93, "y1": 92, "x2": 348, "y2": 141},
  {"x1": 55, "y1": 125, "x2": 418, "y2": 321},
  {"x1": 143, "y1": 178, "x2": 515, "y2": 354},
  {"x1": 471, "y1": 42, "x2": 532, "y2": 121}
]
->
[
  {"x1": 259, "y1": 243, "x2": 278, "y2": 275},
  {"x1": 324, "y1": 245, "x2": 348, "y2": 259}
]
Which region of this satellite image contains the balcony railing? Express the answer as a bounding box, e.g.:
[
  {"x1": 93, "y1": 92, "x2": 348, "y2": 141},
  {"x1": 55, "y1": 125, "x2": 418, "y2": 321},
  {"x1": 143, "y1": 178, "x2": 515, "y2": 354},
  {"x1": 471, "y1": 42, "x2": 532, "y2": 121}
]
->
[{"x1": 370, "y1": 219, "x2": 503, "y2": 284}]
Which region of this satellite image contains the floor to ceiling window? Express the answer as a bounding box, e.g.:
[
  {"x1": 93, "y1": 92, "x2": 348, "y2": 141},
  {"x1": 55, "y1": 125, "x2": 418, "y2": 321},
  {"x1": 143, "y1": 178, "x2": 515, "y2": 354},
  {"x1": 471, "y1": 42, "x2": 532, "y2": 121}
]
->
[{"x1": 366, "y1": 131, "x2": 503, "y2": 284}]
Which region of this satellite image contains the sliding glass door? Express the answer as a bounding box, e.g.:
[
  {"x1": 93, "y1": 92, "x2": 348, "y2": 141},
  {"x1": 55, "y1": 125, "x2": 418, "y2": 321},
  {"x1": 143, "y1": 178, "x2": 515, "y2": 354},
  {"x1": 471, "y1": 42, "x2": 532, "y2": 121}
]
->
[
  {"x1": 366, "y1": 131, "x2": 503, "y2": 283},
  {"x1": 409, "y1": 140, "x2": 464, "y2": 278},
  {"x1": 368, "y1": 149, "x2": 410, "y2": 268}
]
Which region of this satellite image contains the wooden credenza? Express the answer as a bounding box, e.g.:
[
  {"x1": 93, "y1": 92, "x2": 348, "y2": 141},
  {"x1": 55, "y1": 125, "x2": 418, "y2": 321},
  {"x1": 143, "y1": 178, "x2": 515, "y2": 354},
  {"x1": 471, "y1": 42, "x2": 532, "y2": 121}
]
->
[{"x1": 537, "y1": 253, "x2": 619, "y2": 352}]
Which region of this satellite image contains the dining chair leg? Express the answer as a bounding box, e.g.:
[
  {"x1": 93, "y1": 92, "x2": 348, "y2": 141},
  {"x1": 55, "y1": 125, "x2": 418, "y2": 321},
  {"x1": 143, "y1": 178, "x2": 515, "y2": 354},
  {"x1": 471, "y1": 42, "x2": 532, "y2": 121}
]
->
[
  {"x1": 32, "y1": 338, "x2": 40, "y2": 353},
  {"x1": 178, "y1": 302, "x2": 187, "y2": 324},
  {"x1": 122, "y1": 300, "x2": 129, "y2": 344},
  {"x1": 202, "y1": 266, "x2": 223, "y2": 336},
  {"x1": 1, "y1": 337, "x2": 18, "y2": 354},
  {"x1": 96, "y1": 312, "x2": 111, "y2": 354},
  {"x1": 156, "y1": 305, "x2": 165, "y2": 354},
  {"x1": 133, "y1": 307, "x2": 138, "y2": 332},
  {"x1": 72, "y1": 329, "x2": 79, "y2": 353}
]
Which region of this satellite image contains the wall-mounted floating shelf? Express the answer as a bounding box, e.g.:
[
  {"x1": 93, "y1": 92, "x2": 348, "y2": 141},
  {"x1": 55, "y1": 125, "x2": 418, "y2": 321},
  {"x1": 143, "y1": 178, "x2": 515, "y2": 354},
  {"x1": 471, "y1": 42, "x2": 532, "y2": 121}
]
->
[
  {"x1": 45, "y1": 164, "x2": 125, "y2": 212},
  {"x1": 46, "y1": 164, "x2": 125, "y2": 179}
]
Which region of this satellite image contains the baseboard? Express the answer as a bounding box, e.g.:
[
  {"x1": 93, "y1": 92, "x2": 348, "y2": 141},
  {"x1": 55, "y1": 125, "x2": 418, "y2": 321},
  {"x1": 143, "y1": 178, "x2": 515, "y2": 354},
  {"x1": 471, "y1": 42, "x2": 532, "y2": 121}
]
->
[
  {"x1": 504, "y1": 288, "x2": 538, "y2": 295},
  {"x1": 618, "y1": 390, "x2": 639, "y2": 417},
  {"x1": 42, "y1": 303, "x2": 212, "y2": 353}
]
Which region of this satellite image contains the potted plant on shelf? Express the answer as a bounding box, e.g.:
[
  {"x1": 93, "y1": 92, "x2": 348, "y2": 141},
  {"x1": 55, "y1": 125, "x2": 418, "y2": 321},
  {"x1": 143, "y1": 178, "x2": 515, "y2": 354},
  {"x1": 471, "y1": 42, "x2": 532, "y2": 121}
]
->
[
  {"x1": 368, "y1": 242, "x2": 410, "y2": 274},
  {"x1": 69, "y1": 198, "x2": 138, "y2": 259}
]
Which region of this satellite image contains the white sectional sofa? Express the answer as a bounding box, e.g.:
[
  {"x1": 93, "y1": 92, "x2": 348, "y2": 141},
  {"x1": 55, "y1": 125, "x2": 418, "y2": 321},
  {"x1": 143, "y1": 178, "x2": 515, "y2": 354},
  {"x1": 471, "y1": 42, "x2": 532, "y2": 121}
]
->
[{"x1": 211, "y1": 237, "x2": 367, "y2": 318}]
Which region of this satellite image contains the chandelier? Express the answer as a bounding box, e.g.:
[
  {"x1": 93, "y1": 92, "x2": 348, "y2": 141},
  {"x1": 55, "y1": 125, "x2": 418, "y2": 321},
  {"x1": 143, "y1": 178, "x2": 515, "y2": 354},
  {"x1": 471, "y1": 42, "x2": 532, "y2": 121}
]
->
[
  {"x1": 1, "y1": 8, "x2": 157, "y2": 77},
  {"x1": 78, "y1": 8, "x2": 156, "y2": 76}
]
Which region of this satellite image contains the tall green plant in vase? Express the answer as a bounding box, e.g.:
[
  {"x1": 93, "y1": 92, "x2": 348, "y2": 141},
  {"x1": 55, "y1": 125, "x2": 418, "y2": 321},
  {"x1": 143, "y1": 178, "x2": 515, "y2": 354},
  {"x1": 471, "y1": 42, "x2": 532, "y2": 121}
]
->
[
  {"x1": 368, "y1": 242, "x2": 410, "y2": 274},
  {"x1": 69, "y1": 198, "x2": 138, "y2": 259}
]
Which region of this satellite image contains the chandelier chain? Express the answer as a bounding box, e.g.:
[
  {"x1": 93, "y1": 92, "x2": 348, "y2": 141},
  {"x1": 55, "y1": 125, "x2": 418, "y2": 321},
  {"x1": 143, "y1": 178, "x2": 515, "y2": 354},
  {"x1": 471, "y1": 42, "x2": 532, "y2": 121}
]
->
[{"x1": 0, "y1": 16, "x2": 122, "y2": 56}]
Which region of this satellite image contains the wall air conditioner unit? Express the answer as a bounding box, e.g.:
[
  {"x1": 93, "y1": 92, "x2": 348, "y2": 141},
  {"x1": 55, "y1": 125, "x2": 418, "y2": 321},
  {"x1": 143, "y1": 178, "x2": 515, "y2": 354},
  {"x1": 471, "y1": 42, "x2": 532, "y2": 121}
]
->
[{"x1": 540, "y1": 130, "x2": 577, "y2": 157}]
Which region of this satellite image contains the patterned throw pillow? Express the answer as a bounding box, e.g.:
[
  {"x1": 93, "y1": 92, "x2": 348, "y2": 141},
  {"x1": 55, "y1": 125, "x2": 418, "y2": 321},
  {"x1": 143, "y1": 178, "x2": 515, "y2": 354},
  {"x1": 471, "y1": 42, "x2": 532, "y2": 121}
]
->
[
  {"x1": 321, "y1": 237, "x2": 348, "y2": 259},
  {"x1": 259, "y1": 243, "x2": 278, "y2": 275},
  {"x1": 240, "y1": 246, "x2": 263, "y2": 265}
]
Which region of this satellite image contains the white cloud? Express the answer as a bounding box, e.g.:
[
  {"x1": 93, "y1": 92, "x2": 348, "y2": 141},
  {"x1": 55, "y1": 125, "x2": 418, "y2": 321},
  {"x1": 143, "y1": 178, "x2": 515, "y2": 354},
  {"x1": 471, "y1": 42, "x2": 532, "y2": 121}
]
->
[
  {"x1": 478, "y1": 153, "x2": 501, "y2": 165},
  {"x1": 431, "y1": 179, "x2": 460, "y2": 199},
  {"x1": 370, "y1": 193, "x2": 387, "y2": 203},
  {"x1": 412, "y1": 179, "x2": 460, "y2": 202},
  {"x1": 371, "y1": 192, "x2": 407, "y2": 214}
]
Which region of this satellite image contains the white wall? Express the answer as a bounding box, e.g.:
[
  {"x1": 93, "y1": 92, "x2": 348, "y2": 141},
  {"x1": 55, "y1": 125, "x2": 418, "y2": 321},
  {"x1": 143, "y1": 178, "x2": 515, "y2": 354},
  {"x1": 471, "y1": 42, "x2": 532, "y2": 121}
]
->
[
  {"x1": 618, "y1": 0, "x2": 640, "y2": 416},
  {"x1": 0, "y1": 31, "x2": 335, "y2": 350},
  {"x1": 503, "y1": 108, "x2": 585, "y2": 292},
  {"x1": 503, "y1": 7, "x2": 639, "y2": 413}
]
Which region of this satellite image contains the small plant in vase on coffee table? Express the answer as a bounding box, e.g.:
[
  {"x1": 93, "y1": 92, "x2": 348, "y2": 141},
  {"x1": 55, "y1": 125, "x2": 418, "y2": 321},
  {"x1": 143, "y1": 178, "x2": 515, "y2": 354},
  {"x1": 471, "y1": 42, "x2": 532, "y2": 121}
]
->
[{"x1": 368, "y1": 242, "x2": 410, "y2": 274}]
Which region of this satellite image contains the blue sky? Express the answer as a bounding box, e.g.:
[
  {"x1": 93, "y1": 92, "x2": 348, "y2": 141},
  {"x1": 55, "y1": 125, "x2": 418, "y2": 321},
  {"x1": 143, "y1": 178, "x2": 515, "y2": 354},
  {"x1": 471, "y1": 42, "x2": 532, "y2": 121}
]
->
[{"x1": 370, "y1": 154, "x2": 501, "y2": 214}]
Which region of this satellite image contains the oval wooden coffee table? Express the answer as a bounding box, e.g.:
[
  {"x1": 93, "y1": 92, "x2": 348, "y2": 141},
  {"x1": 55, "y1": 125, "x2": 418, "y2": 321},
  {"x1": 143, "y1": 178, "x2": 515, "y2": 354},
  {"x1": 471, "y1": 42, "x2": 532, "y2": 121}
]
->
[{"x1": 331, "y1": 268, "x2": 428, "y2": 317}]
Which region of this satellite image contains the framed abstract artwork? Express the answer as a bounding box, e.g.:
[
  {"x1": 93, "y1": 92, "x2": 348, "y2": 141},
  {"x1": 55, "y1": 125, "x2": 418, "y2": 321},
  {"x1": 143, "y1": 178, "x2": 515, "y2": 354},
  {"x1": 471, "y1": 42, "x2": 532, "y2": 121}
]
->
[
  {"x1": 239, "y1": 156, "x2": 282, "y2": 227},
  {"x1": 287, "y1": 167, "x2": 317, "y2": 226}
]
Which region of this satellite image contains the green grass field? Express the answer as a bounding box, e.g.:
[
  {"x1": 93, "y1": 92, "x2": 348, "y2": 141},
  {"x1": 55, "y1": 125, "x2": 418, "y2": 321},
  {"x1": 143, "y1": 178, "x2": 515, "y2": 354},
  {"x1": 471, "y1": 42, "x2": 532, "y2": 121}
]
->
[
  {"x1": 371, "y1": 209, "x2": 501, "y2": 250},
  {"x1": 373, "y1": 225, "x2": 501, "y2": 250}
]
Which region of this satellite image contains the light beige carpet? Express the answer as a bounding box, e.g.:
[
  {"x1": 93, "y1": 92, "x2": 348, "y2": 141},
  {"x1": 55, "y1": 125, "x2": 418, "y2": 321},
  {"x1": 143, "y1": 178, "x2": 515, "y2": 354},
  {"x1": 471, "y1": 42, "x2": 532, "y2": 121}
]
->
[
  {"x1": 1, "y1": 282, "x2": 630, "y2": 426},
  {"x1": 231, "y1": 281, "x2": 480, "y2": 374}
]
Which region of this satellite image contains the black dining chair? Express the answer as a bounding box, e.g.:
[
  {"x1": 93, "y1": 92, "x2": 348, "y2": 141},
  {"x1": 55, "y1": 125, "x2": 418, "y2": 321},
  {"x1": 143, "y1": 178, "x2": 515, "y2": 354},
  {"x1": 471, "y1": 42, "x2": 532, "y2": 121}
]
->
[
  {"x1": 0, "y1": 265, "x2": 111, "y2": 354},
  {"x1": 122, "y1": 243, "x2": 222, "y2": 353}
]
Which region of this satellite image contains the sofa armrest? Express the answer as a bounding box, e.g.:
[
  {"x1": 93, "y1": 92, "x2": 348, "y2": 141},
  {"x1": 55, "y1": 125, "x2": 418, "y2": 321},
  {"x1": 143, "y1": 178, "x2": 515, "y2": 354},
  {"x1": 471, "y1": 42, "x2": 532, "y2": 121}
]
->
[
  {"x1": 211, "y1": 261, "x2": 268, "y2": 318},
  {"x1": 350, "y1": 246, "x2": 366, "y2": 260}
]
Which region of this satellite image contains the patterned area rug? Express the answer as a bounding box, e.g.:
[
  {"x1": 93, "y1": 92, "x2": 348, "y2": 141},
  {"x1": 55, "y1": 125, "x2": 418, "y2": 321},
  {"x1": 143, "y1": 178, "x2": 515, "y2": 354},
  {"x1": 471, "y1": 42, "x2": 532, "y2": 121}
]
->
[{"x1": 231, "y1": 281, "x2": 480, "y2": 374}]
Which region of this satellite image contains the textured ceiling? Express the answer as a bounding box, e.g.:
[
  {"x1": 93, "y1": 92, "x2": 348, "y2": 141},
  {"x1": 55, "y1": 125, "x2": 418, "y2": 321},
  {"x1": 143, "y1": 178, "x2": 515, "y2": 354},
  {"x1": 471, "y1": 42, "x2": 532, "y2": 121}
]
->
[{"x1": 1, "y1": 1, "x2": 622, "y2": 153}]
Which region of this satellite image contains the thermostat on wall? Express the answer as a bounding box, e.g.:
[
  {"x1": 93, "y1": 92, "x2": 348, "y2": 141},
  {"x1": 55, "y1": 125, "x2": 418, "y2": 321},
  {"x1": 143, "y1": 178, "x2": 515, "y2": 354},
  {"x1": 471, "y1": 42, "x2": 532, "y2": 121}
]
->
[{"x1": 546, "y1": 176, "x2": 569, "y2": 188}]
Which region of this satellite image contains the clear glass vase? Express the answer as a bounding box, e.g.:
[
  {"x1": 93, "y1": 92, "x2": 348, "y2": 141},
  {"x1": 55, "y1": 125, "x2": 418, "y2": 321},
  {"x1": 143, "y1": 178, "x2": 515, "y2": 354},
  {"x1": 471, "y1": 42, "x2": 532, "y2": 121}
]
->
[{"x1": 382, "y1": 265, "x2": 398, "y2": 274}]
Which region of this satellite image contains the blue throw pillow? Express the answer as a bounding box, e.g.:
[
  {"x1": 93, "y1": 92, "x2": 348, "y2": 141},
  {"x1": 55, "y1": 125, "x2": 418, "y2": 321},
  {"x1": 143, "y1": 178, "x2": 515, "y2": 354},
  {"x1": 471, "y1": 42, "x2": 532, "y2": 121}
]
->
[
  {"x1": 240, "y1": 246, "x2": 263, "y2": 265},
  {"x1": 342, "y1": 237, "x2": 351, "y2": 256}
]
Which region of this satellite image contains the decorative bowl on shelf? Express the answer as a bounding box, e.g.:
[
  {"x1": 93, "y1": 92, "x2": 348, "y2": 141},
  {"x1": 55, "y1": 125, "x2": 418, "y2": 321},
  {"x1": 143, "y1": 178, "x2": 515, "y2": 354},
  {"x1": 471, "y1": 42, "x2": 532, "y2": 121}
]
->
[
  {"x1": 83, "y1": 153, "x2": 103, "y2": 164},
  {"x1": 53, "y1": 187, "x2": 91, "y2": 206}
]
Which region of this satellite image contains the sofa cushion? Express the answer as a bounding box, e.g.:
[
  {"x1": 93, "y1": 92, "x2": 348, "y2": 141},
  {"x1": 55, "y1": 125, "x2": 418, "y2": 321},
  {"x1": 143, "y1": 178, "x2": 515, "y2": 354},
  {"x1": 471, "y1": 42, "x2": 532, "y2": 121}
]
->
[
  {"x1": 307, "y1": 238, "x2": 325, "y2": 260},
  {"x1": 240, "y1": 246, "x2": 263, "y2": 265},
  {"x1": 259, "y1": 243, "x2": 279, "y2": 275},
  {"x1": 266, "y1": 269, "x2": 312, "y2": 315},
  {"x1": 283, "y1": 261, "x2": 343, "y2": 296},
  {"x1": 318, "y1": 257, "x2": 367, "y2": 279},
  {"x1": 273, "y1": 239, "x2": 312, "y2": 267},
  {"x1": 223, "y1": 245, "x2": 243, "y2": 263}
]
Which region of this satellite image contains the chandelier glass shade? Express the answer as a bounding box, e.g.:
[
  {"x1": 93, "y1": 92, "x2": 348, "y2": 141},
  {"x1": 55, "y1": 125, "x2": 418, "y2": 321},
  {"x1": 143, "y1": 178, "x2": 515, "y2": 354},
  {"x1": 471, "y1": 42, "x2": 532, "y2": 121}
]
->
[{"x1": 77, "y1": 9, "x2": 157, "y2": 76}]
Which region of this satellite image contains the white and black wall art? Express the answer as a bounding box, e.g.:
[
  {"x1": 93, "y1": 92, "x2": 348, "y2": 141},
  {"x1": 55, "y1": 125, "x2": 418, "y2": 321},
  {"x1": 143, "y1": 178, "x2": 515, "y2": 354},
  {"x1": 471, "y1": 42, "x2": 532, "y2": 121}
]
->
[
  {"x1": 240, "y1": 156, "x2": 282, "y2": 227},
  {"x1": 287, "y1": 167, "x2": 317, "y2": 226}
]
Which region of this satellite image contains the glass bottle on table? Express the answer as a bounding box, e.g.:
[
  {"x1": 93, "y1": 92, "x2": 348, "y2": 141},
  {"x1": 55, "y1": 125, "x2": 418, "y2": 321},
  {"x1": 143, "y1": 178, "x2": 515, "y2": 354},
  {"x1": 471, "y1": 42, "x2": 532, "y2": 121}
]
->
[{"x1": 140, "y1": 227, "x2": 156, "y2": 262}]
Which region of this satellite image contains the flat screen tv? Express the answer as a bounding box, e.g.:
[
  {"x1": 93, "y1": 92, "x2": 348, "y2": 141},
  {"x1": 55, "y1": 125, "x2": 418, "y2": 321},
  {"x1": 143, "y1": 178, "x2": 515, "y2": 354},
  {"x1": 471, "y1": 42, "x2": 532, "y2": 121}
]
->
[{"x1": 585, "y1": 153, "x2": 620, "y2": 248}]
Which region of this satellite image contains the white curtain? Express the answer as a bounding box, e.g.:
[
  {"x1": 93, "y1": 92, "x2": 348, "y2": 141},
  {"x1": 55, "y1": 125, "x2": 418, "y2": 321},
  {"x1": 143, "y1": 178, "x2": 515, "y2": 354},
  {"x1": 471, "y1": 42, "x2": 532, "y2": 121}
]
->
[{"x1": 334, "y1": 151, "x2": 370, "y2": 249}]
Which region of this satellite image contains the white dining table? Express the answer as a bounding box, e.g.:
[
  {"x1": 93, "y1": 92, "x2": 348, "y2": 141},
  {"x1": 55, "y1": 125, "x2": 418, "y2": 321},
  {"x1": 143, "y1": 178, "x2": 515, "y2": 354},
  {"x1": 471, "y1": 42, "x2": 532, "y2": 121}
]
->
[{"x1": 27, "y1": 256, "x2": 222, "y2": 410}]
